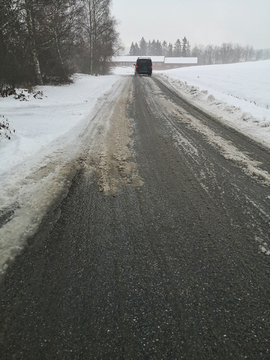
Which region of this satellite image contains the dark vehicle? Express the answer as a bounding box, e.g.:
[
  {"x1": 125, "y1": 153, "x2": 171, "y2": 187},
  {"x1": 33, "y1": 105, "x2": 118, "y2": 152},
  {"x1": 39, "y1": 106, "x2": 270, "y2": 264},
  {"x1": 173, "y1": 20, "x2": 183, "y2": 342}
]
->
[{"x1": 135, "y1": 57, "x2": 152, "y2": 76}]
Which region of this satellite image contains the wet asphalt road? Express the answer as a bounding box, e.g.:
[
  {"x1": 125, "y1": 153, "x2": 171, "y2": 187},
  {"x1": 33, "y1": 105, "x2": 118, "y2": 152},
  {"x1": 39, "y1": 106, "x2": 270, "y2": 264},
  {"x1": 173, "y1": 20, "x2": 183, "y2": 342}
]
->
[{"x1": 1, "y1": 75, "x2": 270, "y2": 359}]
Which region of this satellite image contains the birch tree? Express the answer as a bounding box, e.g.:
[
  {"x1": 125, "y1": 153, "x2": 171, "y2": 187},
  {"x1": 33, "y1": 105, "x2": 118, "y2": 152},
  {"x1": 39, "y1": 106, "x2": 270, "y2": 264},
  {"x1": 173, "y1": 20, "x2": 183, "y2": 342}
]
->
[
  {"x1": 1, "y1": 0, "x2": 122, "y2": 87},
  {"x1": 24, "y1": 0, "x2": 43, "y2": 84},
  {"x1": 80, "y1": 0, "x2": 121, "y2": 74}
]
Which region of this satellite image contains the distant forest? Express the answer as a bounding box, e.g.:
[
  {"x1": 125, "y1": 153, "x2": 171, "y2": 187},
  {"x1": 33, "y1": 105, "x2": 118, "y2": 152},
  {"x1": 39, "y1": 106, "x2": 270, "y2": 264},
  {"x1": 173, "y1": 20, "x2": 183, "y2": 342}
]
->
[
  {"x1": 0, "y1": 0, "x2": 122, "y2": 90},
  {"x1": 129, "y1": 37, "x2": 270, "y2": 65}
]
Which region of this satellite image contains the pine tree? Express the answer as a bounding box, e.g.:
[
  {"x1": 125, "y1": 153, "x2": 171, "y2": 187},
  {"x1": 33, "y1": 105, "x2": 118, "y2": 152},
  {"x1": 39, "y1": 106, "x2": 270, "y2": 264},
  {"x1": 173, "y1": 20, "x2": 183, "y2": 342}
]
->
[
  {"x1": 156, "y1": 40, "x2": 162, "y2": 55},
  {"x1": 162, "y1": 41, "x2": 168, "y2": 56},
  {"x1": 151, "y1": 40, "x2": 157, "y2": 55},
  {"x1": 182, "y1": 37, "x2": 190, "y2": 57},
  {"x1": 140, "y1": 37, "x2": 147, "y2": 56},
  {"x1": 147, "y1": 40, "x2": 152, "y2": 55},
  {"x1": 173, "y1": 39, "x2": 181, "y2": 57},
  {"x1": 167, "y1": 43, "x2": 173, "y2": 57},
  {"x1": 134, "y1": 42, "x2": 140, "y2": 55},
  {"x1": 129, "y1": 42, "x2": 136, "y2": 55}
]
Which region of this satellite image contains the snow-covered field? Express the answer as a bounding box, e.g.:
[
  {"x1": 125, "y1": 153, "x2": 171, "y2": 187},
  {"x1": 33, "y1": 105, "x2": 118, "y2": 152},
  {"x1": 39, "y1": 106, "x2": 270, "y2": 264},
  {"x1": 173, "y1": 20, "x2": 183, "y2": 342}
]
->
[
  {"x1": 0, "y1": 60, "x2": 269, "y2": 273},
  {"x1": 156, "y1": 60, "x2": 270, "y2": 149}
]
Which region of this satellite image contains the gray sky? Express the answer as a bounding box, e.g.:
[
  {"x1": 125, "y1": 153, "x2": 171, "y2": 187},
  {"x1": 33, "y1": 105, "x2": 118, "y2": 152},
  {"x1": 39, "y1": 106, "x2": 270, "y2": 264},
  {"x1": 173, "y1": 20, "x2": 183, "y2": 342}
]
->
[{"x1": 112, "y1": 0, "x2": 270, "y2": 52}]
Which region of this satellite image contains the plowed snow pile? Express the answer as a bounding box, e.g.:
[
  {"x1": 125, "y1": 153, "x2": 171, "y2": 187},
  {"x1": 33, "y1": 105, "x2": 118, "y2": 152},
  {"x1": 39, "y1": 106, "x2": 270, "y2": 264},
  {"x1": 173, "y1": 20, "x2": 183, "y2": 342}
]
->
[
  {"x1": 155, "y1": 60, "x2": 270, "y2": 148},
  {"x1": 0, "y1": 74, "x2": 123, "y2": 274}
]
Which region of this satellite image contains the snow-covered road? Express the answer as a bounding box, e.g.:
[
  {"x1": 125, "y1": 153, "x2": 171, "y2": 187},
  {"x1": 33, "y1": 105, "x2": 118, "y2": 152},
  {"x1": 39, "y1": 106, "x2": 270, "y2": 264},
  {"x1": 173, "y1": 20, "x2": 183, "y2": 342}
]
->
[
  {"x1": 1, "y1": 74, "x2": 270, "y2": 358},
  {"x1": 0, "y1": 60, "x2": 270, "y2": 274}
]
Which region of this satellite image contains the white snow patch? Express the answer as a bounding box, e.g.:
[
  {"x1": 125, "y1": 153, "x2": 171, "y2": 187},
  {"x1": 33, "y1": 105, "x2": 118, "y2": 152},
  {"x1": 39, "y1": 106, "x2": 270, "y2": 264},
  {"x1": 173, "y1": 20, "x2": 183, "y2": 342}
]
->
[
  {"x1": 256, "y1": 237, "x2": 270, "y2": 256},
  {"x1": 111, "y1": 66, "x2": 135, "y2": 75},
  {"x1": 184, "y1": 114, "x2": 270, "y2": 185}
]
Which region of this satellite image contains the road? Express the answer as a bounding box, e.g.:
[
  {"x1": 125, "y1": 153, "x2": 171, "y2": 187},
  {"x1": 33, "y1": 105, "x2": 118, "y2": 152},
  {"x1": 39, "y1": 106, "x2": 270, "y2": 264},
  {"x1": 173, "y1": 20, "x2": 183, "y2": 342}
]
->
[{"x1": 1, "y1": 75, "x2": 270, "y2": 359}]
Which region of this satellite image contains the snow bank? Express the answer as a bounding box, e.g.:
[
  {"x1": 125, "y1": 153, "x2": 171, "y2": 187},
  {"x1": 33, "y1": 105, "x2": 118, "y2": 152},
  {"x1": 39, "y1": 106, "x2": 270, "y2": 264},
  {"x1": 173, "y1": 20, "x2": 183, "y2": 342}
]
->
[
  {"x1": 111, "y1": 66, "x2": 135, "y2": 75},
  {"x1": 155, "y1": 60, "x2": 270, "y2": 149},
  {"x1": 0, "y1": 74, "x2": 121, "y2": 273},
  {"x1": 0, "y1": 74, "x2": 119, "y2": 176}
]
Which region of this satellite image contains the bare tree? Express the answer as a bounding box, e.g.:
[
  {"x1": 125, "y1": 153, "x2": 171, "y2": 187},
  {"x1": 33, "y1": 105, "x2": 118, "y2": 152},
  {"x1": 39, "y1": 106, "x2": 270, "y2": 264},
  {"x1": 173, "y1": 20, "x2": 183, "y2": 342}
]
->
[
  {"x1": 80, "y1": 0, "x2": 121, "y2": 75},
  {"x1": 24, "y1": 0, "x2": 43, "y2": 84},
  {"x1": 37, "y1": 0, "x2": 84, "y2": 81},
  {"x1": 1, "y1": 0, "x2": 122, "y2": 88},
  {"x1": 0, "y1": 0, "x2": 33, "y2": 86},
  {"x1": 233, "y1": 44, "x2": 243, "y2": 63}
]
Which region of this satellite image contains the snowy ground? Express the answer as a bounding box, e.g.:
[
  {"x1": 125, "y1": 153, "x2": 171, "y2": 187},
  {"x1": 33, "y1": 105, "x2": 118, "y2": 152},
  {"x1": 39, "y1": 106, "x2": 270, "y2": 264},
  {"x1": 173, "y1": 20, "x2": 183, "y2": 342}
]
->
[
  {"x1": 0, "y1": 74, "x2": 123, "y2": 273},
  {"x1": 155, "y1": 60, "x2": 270, "y2": 150},
  {"x1": 0, "y1": 60, "x2": 269, "y2": 273}
]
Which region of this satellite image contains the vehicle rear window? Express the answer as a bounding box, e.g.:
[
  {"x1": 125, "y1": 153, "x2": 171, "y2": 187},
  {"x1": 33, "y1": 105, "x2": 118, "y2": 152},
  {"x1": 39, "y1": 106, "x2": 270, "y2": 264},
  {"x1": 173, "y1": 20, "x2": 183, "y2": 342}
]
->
[{"x1": 137, "y1": 59, "x2": 152, "y2": 66}]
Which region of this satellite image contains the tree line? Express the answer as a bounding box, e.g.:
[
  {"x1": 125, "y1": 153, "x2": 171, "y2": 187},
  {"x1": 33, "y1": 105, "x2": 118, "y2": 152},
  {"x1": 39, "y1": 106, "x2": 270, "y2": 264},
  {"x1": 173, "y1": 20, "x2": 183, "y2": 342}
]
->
[
  {"x1": 0, "y1": 0, "x2": 122, "y2": 90},
  {"x1": 192, "y1": 44, "x2": 270, "y2": 65},
  {"x1": 129, "y1": 37, "x2": 191, "y2": 57},
  {"x1": 130, "y1": 37, "x2": 270, "y2": 64}
]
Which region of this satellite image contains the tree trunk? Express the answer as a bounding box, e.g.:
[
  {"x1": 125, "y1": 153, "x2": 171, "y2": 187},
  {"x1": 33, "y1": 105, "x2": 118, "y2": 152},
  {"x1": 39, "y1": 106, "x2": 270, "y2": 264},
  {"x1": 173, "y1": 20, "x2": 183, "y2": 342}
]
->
[
  {"x1": 32, "y1": 47, "x2": 43, "y2": 85},
  {"x1": 54, "y1": 31, "x2": 64, "y2": 67},
  {"x1": 25, "y1": 0, "x2": 43, "y2": 85}
]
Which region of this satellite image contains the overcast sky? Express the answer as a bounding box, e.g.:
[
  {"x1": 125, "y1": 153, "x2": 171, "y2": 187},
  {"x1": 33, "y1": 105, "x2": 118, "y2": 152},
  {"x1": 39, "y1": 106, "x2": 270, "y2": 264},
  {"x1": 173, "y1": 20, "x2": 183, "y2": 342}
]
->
[{"x1": 112, "y1": 0, "x2": 270, "y2": 52}]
